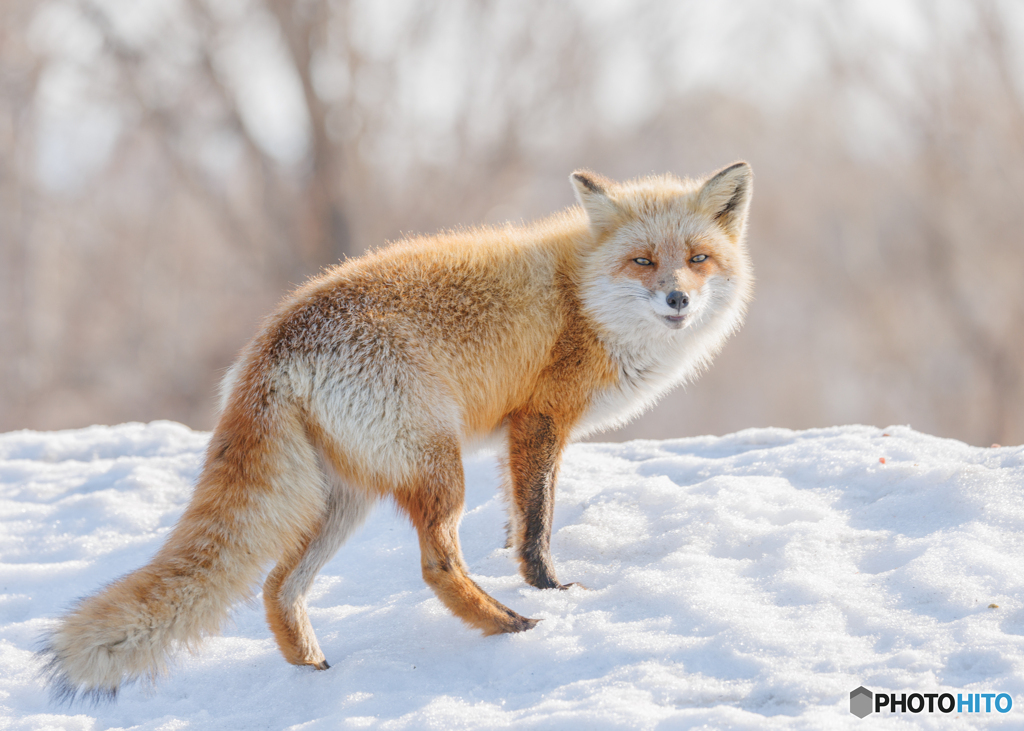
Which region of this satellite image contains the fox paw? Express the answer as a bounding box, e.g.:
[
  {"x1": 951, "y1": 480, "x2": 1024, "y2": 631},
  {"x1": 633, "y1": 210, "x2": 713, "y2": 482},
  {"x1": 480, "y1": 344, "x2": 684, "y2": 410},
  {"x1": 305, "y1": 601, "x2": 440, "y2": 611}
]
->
[
  {"x1": 485, "y1": 608, "x2": 541, "y2": 635},
  {"x1": 529, "y1": 576, "x2": 588, "y2": 591},
  {"x1": 505, "y1": 615, "x2": 540, "y2": 633}
]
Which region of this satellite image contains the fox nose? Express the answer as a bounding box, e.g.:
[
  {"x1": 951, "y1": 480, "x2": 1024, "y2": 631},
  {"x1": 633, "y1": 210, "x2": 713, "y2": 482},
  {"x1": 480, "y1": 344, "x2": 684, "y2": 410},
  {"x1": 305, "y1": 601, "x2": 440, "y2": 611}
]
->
[{"x1": 666, "y1": 290, "x2": 689, "y2": 310}]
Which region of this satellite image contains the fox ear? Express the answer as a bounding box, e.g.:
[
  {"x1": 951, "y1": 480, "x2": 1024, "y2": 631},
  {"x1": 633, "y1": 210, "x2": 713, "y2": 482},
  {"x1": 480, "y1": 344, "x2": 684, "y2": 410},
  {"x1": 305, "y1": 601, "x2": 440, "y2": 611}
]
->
[
  {"x1": 570, "y1": 170, "x2": 619, "y2": 237},
  {"x1": 697, "y1": 161, "x2": 753, "y2": 239}
]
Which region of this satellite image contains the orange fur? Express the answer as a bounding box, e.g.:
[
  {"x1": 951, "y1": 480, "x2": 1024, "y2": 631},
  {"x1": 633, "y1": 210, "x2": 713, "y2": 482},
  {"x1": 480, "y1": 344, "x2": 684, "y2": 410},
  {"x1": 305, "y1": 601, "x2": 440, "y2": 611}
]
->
[{"x1": 40, "y1": 163, "x2": 754, "y2": 701}]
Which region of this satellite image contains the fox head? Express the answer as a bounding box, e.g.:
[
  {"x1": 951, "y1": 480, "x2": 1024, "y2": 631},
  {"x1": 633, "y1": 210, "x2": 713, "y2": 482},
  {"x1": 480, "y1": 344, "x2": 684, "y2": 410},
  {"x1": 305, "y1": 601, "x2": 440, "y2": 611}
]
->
[{"x1": 571, "y1": 163, "x2": 753, "y2": 342}]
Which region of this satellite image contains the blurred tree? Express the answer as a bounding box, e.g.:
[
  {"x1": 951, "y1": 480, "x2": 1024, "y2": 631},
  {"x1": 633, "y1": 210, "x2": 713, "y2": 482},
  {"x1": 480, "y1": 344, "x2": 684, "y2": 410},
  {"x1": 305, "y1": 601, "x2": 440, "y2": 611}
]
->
[{"x1": 0, "y1": 0, "x2": 1021, "y2": 446}]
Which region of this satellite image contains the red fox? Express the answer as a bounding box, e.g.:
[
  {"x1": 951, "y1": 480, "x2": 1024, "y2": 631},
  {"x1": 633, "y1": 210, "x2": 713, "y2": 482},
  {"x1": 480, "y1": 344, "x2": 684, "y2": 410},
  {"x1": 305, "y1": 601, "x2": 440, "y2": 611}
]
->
[{"x1": 42, "y1": 162, "x2": 754, "y2": 701}]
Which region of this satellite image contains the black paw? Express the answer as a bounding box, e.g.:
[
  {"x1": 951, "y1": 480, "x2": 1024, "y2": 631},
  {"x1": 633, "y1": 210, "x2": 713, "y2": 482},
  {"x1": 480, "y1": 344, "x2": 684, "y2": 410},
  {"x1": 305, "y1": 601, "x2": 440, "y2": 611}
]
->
[{"x1": 557, "y1": 582, "x2": 589, "y2": 591}]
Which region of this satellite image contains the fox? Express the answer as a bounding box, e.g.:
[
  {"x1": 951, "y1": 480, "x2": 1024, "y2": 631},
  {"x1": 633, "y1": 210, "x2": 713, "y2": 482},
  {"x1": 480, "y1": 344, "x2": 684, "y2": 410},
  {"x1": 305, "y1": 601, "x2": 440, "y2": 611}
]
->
[{"x1": 41, "y1": 162, "x2": 754, "y2": 701}]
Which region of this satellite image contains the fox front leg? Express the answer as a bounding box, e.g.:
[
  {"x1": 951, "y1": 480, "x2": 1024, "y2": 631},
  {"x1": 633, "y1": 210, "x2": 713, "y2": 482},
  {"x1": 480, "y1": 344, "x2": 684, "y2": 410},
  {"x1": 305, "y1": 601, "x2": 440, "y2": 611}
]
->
[
  {"x1": 395, "y1": 436, "x2": 538, "y2": 635},
  {"x1": 507, "y1": 411, "x2": 576, "y2": 590}
]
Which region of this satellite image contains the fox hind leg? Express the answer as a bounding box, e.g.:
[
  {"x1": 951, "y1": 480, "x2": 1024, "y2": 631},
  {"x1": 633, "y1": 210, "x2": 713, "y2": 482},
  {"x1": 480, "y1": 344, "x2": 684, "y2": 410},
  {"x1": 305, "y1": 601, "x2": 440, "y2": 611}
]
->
[
  {"x1": 394, "y1": 436, "x2": 538, "y2": 636},
  {"x1": 264, "y1": 477, "x2": 374, "y2": 668}
]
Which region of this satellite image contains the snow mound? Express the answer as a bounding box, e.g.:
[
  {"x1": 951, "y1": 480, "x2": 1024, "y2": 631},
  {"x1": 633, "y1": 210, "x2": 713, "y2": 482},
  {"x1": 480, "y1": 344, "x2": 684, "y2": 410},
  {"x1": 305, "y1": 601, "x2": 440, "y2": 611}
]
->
[{"x1": 1, "y1": 422, "x2": 1022, "y2": 729}]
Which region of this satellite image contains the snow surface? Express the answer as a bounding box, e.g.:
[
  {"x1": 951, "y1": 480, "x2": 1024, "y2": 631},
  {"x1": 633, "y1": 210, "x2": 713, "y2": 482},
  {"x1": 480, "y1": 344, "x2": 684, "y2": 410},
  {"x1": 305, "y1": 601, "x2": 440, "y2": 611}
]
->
[{"x1": 1, "y1": 421, "x2": 1023, "y2": 730}]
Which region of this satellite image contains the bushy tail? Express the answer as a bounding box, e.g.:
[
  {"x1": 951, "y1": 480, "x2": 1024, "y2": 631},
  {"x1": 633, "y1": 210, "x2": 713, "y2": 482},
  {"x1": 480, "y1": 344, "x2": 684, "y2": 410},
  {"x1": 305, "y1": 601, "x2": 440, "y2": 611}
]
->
[{"x1": 40, "y1": 396, "x2": 326, "y2": 703}]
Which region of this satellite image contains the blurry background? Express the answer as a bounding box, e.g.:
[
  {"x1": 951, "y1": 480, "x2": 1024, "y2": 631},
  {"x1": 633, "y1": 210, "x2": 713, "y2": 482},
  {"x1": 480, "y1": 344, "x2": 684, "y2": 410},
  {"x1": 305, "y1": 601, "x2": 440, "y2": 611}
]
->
[{"x1": 1, "y1": 0, "x2": 1022, "y2": 446}]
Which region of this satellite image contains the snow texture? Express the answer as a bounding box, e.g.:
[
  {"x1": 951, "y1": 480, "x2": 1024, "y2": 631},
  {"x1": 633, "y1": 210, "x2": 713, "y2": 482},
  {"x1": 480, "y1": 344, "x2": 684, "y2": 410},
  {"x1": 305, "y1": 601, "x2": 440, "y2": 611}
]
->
[{"x1": 1, "y1": 421, "x2": 1023, "y2": 729}]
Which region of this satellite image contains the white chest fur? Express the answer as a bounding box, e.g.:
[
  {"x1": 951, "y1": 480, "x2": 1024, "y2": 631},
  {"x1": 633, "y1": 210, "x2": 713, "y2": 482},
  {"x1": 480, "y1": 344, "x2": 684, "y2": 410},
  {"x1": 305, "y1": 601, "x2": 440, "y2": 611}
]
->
[
  {"x1": 574, "y1": 336, "x2": 692, "y2": 439},
  {"x1": 573, "y1": 291, "x2": 746, "y2": 440}
]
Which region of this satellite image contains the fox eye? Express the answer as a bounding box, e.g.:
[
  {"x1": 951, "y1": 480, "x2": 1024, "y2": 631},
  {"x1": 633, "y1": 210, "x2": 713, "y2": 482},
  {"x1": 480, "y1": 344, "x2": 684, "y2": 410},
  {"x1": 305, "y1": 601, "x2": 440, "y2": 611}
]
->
[
  {"x1": 632, "y1": 257, "x2": 654, "y2": 266},
  {"x1": 690, "y1": 254, "x2": 708, "y2": 263}
]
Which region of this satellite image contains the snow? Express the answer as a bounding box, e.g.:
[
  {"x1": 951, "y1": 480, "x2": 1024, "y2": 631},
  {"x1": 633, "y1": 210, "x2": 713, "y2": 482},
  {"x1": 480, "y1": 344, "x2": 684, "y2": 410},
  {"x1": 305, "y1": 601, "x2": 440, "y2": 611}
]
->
[{"x1": 2, "y1": 421, "x2": 1023, "y2": 729}]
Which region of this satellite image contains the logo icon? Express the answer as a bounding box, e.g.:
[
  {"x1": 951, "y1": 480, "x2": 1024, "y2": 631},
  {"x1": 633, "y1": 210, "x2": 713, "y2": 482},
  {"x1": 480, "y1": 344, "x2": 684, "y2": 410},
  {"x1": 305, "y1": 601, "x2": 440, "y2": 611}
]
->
[{"x1": 850, "y1": 686, "x2": 873, "y2": 718}]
